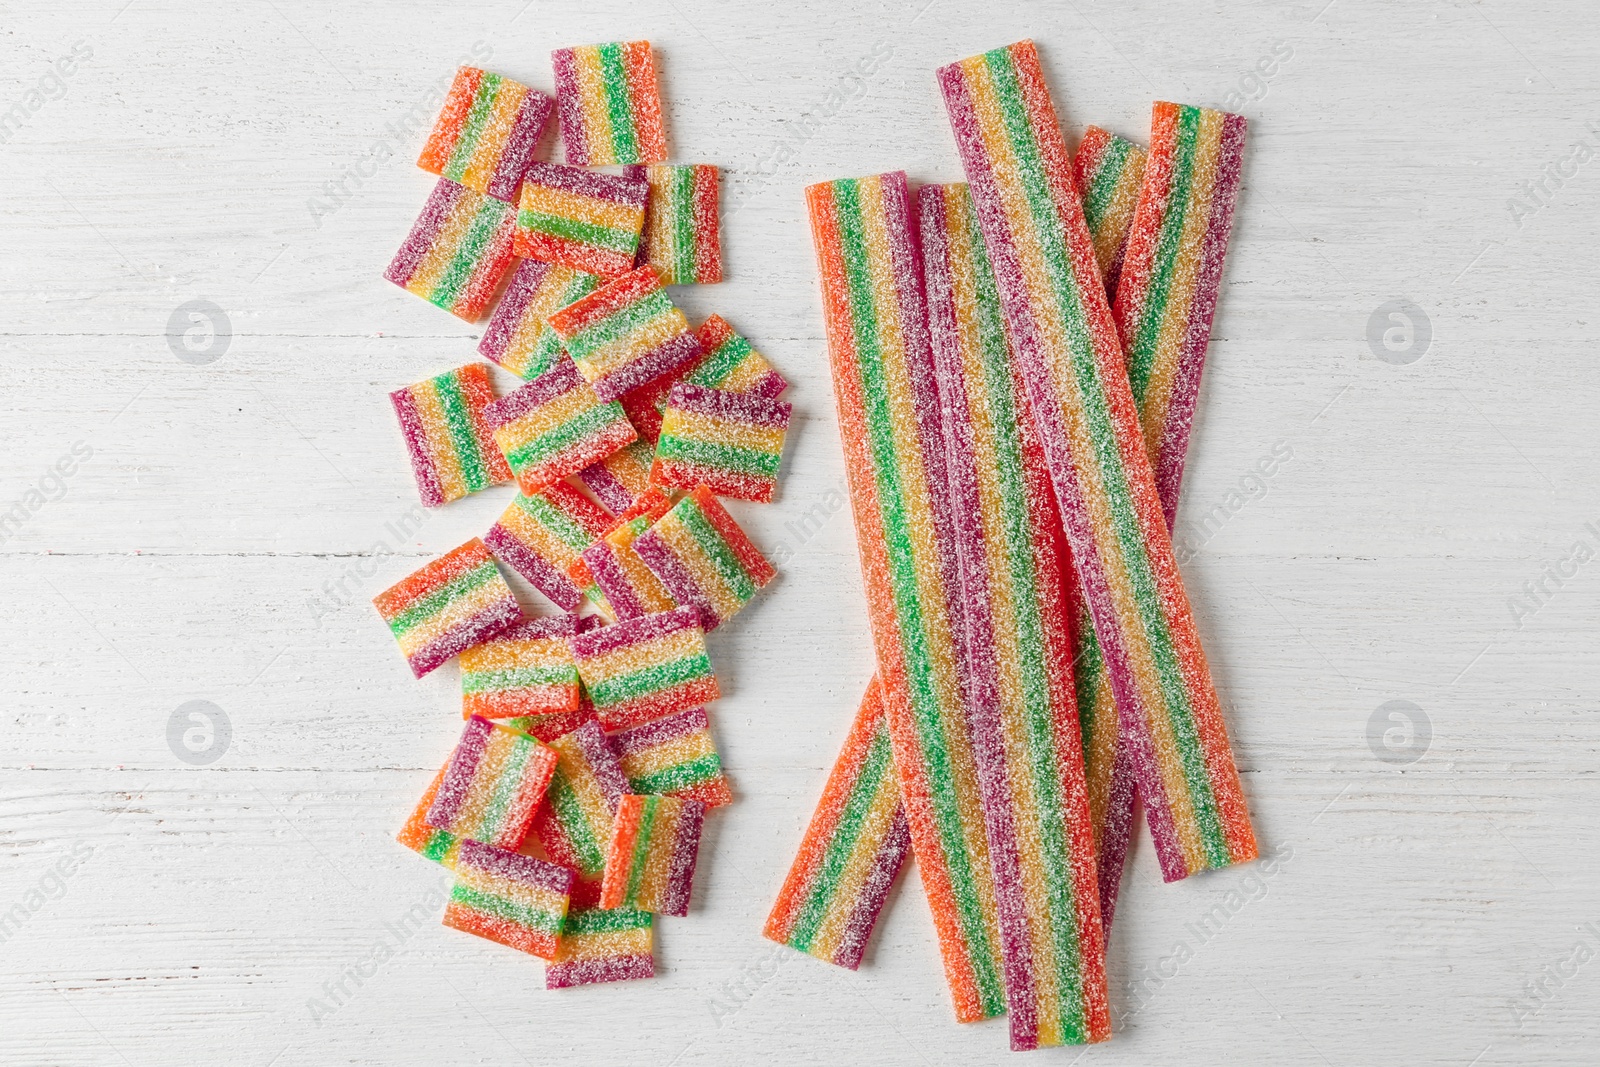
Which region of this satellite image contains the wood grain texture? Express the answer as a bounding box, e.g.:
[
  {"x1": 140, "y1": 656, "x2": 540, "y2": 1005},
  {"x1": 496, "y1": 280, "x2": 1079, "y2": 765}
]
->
[{"x1": 3, "y1": 0, "x2": 1598, "y2": 1063}]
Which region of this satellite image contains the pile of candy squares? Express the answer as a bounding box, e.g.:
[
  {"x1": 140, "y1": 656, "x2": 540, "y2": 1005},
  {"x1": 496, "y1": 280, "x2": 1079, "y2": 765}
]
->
[
  {"x1": 764, "y1": 40, "x2": 1259, "y2": 1051},
  {"x1": 377, "y1": 41, "x2": 790, "y2": 988}
]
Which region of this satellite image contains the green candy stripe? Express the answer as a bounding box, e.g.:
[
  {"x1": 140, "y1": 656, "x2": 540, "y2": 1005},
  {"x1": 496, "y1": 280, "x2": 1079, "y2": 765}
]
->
[
  {"x1": 598, "y1": 42, "x2": 639, "y2": 163},
  {"x1": 547, "y1": 774, "x2": 605, "y2": 875},
  {"x1": 386, "y1": 562, "x2": 499, "y2": 637},
  {"x1": 1080, "y1": 137, "x2": 1131, "y2": 235},
  {"x1": 688, "y1": 334, "x2": 752, "y2": 389},
  {"x1": 1127, "y1": 106, "x2": 1199, "y2": 404},
  {"x1": 432, "y1": 196, "x2": 508, "y2": 311},
  {"x1": 461, "y1": 665, "x2": 575, "y2": 692},
  {"x1": 450, "y1": 885, "x2": 563, "y2": 932},
  {"x1": 564, "y1": 907, "x2": 651, "y2": 935},
  {"x1": 444, "y1": 72, "x2": 500, "y2": 182},
  {"x1": 561, "y1": 289, "x2": 673, "y2": 358},
  {"x1": 516, "y1": 210, "x2": 640, "y2": 254},
  {"x1": 588, "y1": 653, "x2": 712, "y2": 707},
  {"x1": 670, "y1": 165, "x2": 697, "y2": 281},
  {"x1": 679, "y1": 500, "x2": 757, "y2": 598},
  {"x1": 655, "y1": 435, "x2": 780, "y2": 479},
  {"x1": 435, "y1": 370, "x2": 490, "y2": 493},
  {"x1": 519, "y1": 494, "x2": 598, "y2": 551},
  {"x1": 421, "y1": 829, "x2": 457, "y2": 864},
  {"x1": 628, "y1": 752, "x2": 722, "y2": 796},
  {"x1": 505, "y1": 402, "x2": 623, "y2": 469},
  {"x1": 623, "y1": 795, "x2": 658, "y2": 903},
  {"x1": 474, "y1": 738, "x2": 531, "y2": 840}
]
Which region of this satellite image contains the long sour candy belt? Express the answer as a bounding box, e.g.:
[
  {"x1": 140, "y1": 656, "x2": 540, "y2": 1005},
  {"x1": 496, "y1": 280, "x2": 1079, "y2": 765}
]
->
[
  {"x1": 920, "y1": 181, "x2": 1109, "y2": 1048},
  {"x1": 479, "y1": 259, "x2": 600, "y2": 380},
  {"x1": 938, "y1": 41, "x2": 1255, "y2": 883},
  {"x1": 418, "y1": 67, "x2": 553, "y2": 204},
  {"x1": 442, "y1": 840, "x2": 573, "y2": 959},
  {"x1": 764, "y1": 679, "x2": 911, "y2": 971},
  {"x1": 806, "y1": 170, "x2": 1006, "y2": 1023},
  {"x1": 385, "y1": 177, "x2": 517, "y2": 322},
  {"x1": 1073, "y1": 126, "x2": 1148, "y2": 298},
  {"x1": 553, "y1": 41, "x2": 668, "y2": 166},
  {"x1": 372, "y1": 538, "x2": 521, "y2": 678},
  {"x1": 390, "y1": 362, "x2": 511, "y2": 507}
]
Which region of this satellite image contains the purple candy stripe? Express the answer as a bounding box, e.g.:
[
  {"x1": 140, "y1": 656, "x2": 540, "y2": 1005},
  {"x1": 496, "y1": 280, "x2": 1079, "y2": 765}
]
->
[
  {"x1": 567, "y1": 720, "x2": 628, "y2": 807},
  {"x1": 488, "y1": 90, "x2": 555, "y2": 203},
  {"x1": 389, "y1": 387, "x2": 445, "y2": 508},
  {"x1": 546, "y1": 953, "x2": 654, "y2": 989},
  {"x1": 458, "y1": 838, "x2": 576, "y2": 893},
  {"x1": 385, "y1": 179, "x2": 462, "y2": 287},
  {"x1": 575, "y1": 460, "x2": 636, "y2": 513},
  {"x1": 581, "y1": 542, "x2": 651, "y2": 620},
  {"x1": 483, "y1": 525, "x2": 584, "y2": 612},
  {"x1": 630, "y1": 529, "x2": 717, "y2": 631},
  {"x1": 745, "y1": 369, "x2": 790, "y2": 400},
  {"x1": 608, "y1": 705, "x2": 710, "y2": 755},
  {"x1": 573, "y1": 604, "x2": 699, "y2": 658},
  {"x1": 429, "y1": 715, "x2": 493, "y2": 829},
  {"x1": 665, "y1": 382, "x2": 793, "y2": 429},
  {"x1": 659, "y1": 799, "x2": 705, "y2": 917},
  {"x1": 484, "y1": 359, "x2": 583, "y2": 428},
  {"x1": 551, "y1": 49, "x2": 589, "y2": 166},
  {"x1": 590, "y1": 331, "x2": 703, "y2": 402},
  {"x1": 524, "y1": 160, "x2": 648, "y2": 206},
  {"x1": 1096, "y1": 744, "x2": 1138, "y2": 929},
  {"x1": 406, "y1": 596, "x2": 522, "y2": 679},
  {"x1": 500, "y1": 614, "x2": 580, "y2": 642},
  {"x1": 480, "y1": 258, "x2": 549, "y2": 363},
  {"x1": 833, "y1": 806, "x2": 912, "y2": 971}
]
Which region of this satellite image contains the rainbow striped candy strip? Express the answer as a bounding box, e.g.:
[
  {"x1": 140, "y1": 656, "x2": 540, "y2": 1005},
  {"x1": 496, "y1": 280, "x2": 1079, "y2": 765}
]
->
[
  {"x1": 418, "y1": 67, "x2": 554, "y2": 203},
  {"x1": 807, "y1": 170, "x2": 1006, "y2": 1024},
  {"x1": 599, "y1": 794, "x2": 705, "y2": 916},
  {"x1": 553, "y1": 41, "x2": 668, "y2": 166},
  {"x1": 485, "y1": 357, "x2": 638, "y2": 496},
  {"x1": 764, "y1": 680, "x2": 910, "y2": 971},
  {"x1": 571, "y1": 489, "x2": 678, "y2": 621},
  {"x1": 572, "y1": 605, "x2": 718, "y2": 732},
  {"x1": 628, "y1": 163, "x2": 722, "y2": 284},
  {"x1": 546, "y1": 906, "x2": 654, "y2": 988},
  {"x1": 515, "y1": 162, "x2": 648, "y2": 279},
  {"x1": 426, "y1": 715, "x2": 557, "y2": 850},
  {"x1": 479, "y1": 259, "x2": 600, "y2": 380},
  {"x1": 652, "y1": 383, "x2": 792, "y2": 503},
  {"x1": 390, "y1": 363, "x2": 510, "y2": 507},
  {"x1": 460, "y1": 615, "x2": 581, "y2": 720},
  {"x1": 633, "y1": 484, "x2": 776, "y2": 631},
  {"x1": 686, "y1": 315, "x2": 788, "y2": 398},
  {"x1": 442, "y1": 839, "x2": 573, "y2": 959},
  {"x1": 483, "y1": 483, "x2": 616, "y2": 612},
  {"x1": 547, "y1": 265, "x2": 704, "y2": 402},
  {"x1": 1075, "y1": 126, "x2": 1149, "y2": 299},
  {"x1": 939, "y1": 42, "x2": 1256, "y2": 885},
  {"x1": 396, "y1": 763, "x2": 462, "y2": 868},
  {"x1": 577, "y1": 438, "x2": 655, "y2": 513},
  {"x1": 372, "y1": 538, "x2": 521, "y2": 678},
  {"x1": 609, "y1": 705, "x2": 732, "y2": 809},
  {"x1": 530, "y1": 720, "x2": 629, "y2": 884},
  {"x1": 922, "y1": 181, "x2": 1108, "y2": 1049},
  {"x1": 385, "y1": 178, "x2": 516, "y2": 322}
]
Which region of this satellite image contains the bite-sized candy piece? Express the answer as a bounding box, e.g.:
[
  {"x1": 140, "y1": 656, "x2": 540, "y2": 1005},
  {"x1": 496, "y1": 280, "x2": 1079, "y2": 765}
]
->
[
  {"x1": 509, "y1": 615, "x2": 608, "y2": 742},
  {"x1": 373, "y1": 538, "x2": 521, "y2": 678},
  {"x1": 485, "y1": 357, "x2": 638, "y2": 496},
  {"x1": 547, "y1": 266, "x2": 703, "y2": 402},
  {"x1": 939, "y1": 45, "x2": 1255, "y2": 897},
  {"x1": 460, "y1": 616, "x2": 581, "y2": 719},
  {"x1": 396, "y1": 763, "x2": 463, "y2": 868},
  {"x1": 552, "y1": 41, "x2": 667, "y2": 166},
  {"x1": 530, "y1": 720, "x2": 629, "y2": 884},
  {"x1": 479, "y1": 259, "x2": 601, "y2": 380},
  {"x1": 572, "y1": 605, "x2": 717, "y2": 732},
  {"x1": 386, "y1": 178, "x2": 516, "y2": 322},
  {"x1": 633, "y1": 485, "x2": 775, "y2": 631},
  {"x1": 427, "y1": 715, "x2": 557, "y2": 850},
  {"x1": 442, "y1": 839, "x2": 573, "y2": 959},
  {"x1": 628, "y1": 164, "x2": 721, "y2": 284},
  {"x1": 765, "y1": 680, "x2": 909, "y2": 970},
  {"x1": 483, "y1": 483, "x2": 615, "y2": 612},
  {"x1": 1074, "y1": 126, "x2": 1149, "y2": 300},
  {"x1": 806, "y1": 170, "x2": 1005, "y2": 1024},
  {"x1": 609, "y1": 705, "x2": 731, "y2": 809},
  {"x1": 390, "y1": 363, "x2": 511, "y2": 507},
  {"x1": 652, "y1": 383, "x2": 791, "y2": 503},
  {"x1": 546, "y1": 906, "x2": 655, "y2": 988},
  {"x1": 570, "y1": 488, "x2": 678, "y2": 621},
  {"x1": 576, "y1": 438, "x2": 655, "y2": 513},
  {"x1": 685, "y1": 315, "x2": 788, "y2": 398},
  {"x1": 418, "y1": 67, "x2": 554, "y2": 203},
  {"x1": 599, "y1": 794, "x2": 705, "y2": 916},
  {"x1": 515, "y1": 162, "x2": 648, "y2": 279}
]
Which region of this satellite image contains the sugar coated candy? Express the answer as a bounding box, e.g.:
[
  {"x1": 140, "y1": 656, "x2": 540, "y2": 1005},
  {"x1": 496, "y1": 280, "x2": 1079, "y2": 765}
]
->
[
  {"x1": 515, "y1": 162, "x2": 649, "y2": 279},
  {"x1": 442, "y1": 839, "x2": 573, "y2": 959},
  {"x1": 546, "y1": 906, "x2": 655, "y2": 988},
  {"x1": 386, "y1": 177, "x2": 516, "y2": 322},
  {"x1": 530, "y1": 720, "x2": 629, "y2": 887},
  {"x1": 1074, "y1": 125, "x2": 1149, "y2": 300},
  {"x1": 485, "y1": 357, "x2": 638, "y2": 495},
  {"x1": 685, "y1": 315, "x2": 787, "y2": 398},
  {"x1": 547, "y1": 265, "x2": 703, "y2": 402},
  {"x1": 599, "y1": 794, "x2": 705, "y2": 916},
  {"x1": 576, "y1": 438, "x2": 655, "y2": 513},
  {"x1": 633, "y1": 485, "x2": 775, "y2": 631},
  {"x1": 552, "y1": 41, "x2": 668, "y2": 166},
  {"x1": 572, "y1": 605, "x2": 717, "y2": 732},
  {"x1": 396, "y1": 763, "x2": 463, "y2": 868},
  {"x1": 426, "y1": 715, "x2": 557, "y2": 850},
  {"x1": 651, "y1": 383, "x2": 791, "y2": 503},
  {"x1": 609, "y1": 705, "x2": 731, "y2": 809},
  {"x1": 570, "y1": 488, "x2": 678, "y2": 621},
  {"x1": 390, "y1": 363, "x2": 511, "y2": 507},
  {"x1": 939, "y1": 43, "x2": 1256, "y2": 887},
  {"x1": 509, "y1": 615, "x2": 608, "y2": 743},
  {"x1": 765, "y1": 680, "x2": 909, "y2": 970},
  {"x1": 483, "y1": 483, "x2": 615, "y2": 612},
  {"x1": 807, "y1": 169, "x2": 1005, "y2": 1023},
  {"x1": 629, "y1": 164, "x2": 722, "y2": 284},
  {"x1": 460, "y1": 615, "x2": 581, "y2": 719},
  {"x1": 418, "y1": 67, "x2": 554, "y2": 203},
  {"x1": 479, "y1": 259, "x2": 600, "y2": 380},
  {"x1": 373, "y1": 538, "x2": 521, "y2": 678}
]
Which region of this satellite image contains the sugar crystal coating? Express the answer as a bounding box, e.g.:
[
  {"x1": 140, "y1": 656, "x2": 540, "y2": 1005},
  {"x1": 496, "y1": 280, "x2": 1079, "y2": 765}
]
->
[
  {"x1": 515, "y1": 161, "x2": 648, "y2": 278},
  {"x1": 386, "y1": 178, "x2": 516, "y2": 322},
  {"x1": 479, "y1": 259, "x2": 600, "y2": 380},
  {"x1": 442, "y1": 839, "x2": 573, "y2": 959},
  {"x1": 599, "y1": 793, "x2": 704, "y2": 916},
  {"x1": 547, "y1": 265, "x2": 703, "y2": 402},
  {"x1": 1073, "y1": 125, "x2": 1148, "y2": 299},
  {"x1": 460, "y1": 615, "x2": 581, "y2": 719},
  {"x1": 426, "y1": 715, "x2": 557, "y2": 850},
  {"x1": 633, "y1": 484, "x2": 775, "y2": 631},
  {"x1": 576, "y1": 438, "x2": 655, "y2": 513},
  {"x1": 545, "y1": 906, "x2": 654, "y2": 988},
  {"x1": 485, "y1": 357, "x2": 638, "y2": 496},
  {"x1": 483, "y1": 482, "x2": 615, "y2": 612},
  {"x1": 418, "y1": 67, "x2": 554, "y2": 203},
  {"x1": 372, "y1": 538, "x2": 521, "y2": 678},
  {"x1": 608, "y1": 705, "x2": 731, "y2": 809},
  {"x1": 570, "y1": 488, "x2": 678, "y2": 621},
  {"x1": 396, "y1": 762, "x2": 463, "y2": 868},
  {"x1": 651, "y1": 383, "x2": 791, "y2": 503},
  {"x1": 390, "y1": 363, "x2": 511, "y2": 507},
  {"x1": 627, "y1": 163, "x2": 722, "y2": 284},
  {"x1": 553, "y1": 41, "x2": 668, "y2": 166},
  {"x1": 530, "y1": 720, "x2": 629, "y2": 884},
  {"x1": 571, "y1": 605, "x2": 717, "y2": 732}
]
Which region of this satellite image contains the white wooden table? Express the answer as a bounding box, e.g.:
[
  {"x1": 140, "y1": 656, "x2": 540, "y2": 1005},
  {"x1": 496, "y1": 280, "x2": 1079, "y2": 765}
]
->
[{"x1": 3, "y1": 1, "x2": 1597, "y2": 1063}]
